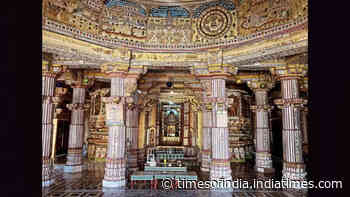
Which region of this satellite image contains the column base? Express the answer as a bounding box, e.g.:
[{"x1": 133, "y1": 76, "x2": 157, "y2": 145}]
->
[
  {"x1": 42, "y1": 178, "x2": 55, "y2": 187},
  {"x1": 210, "y1": 162, "x2": 232, "y2": 181},
  {"x1": 255, "y1": 166, "x2": 275, "y2": 174},
  {"x1": 64, "y1": 165, "x2": 83, "y2": 173},
  {"x1": 102, "y1": 179, "x2": 126, "y2": 188}
]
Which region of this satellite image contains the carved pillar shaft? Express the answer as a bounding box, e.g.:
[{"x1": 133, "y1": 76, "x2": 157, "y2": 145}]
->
[
  {"x1": 280, "y1": 79, "x2": 306, "y2": 180},
  {"x1": 103, "y1": 77, "x2": 127, "y2": 188},
  {"x1": 200, "y1": 109, "x2": 212, "y2": 172},
  {"x1": 251, "y1": 89, "x2": 274, "y2": 173},
  {"x1": 271, "y1": 64, "x2": 308, "y2": 184},
  {"x1": 42, "y1": 73, "x2": 56, "y2": 187},
  {"x1": 65, "y1": 87, "x2": 86, "y2": 173},
  {"x1": 126, "y1": 106, "x2": 139, "y2": 171},
  {"x1": 208, "y1": 78, "x2": 232, "y2": 181}
]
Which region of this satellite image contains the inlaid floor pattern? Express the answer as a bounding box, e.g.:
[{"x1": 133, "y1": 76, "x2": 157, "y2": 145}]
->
[{"x1": 43, "y1": 162, "x2": 306, "y2": 197}]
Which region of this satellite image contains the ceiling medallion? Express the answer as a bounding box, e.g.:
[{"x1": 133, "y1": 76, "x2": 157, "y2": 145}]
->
[{"x1": 197, "y1": 6, "x2": 232, "y2": 39}]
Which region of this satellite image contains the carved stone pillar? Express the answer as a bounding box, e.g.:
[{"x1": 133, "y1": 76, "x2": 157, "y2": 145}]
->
[
  {"x1": 193, "y1": 52, "x2": 236, "y2": 179},
  {"x1": 42, "y1": 61, "x2": 64, "y2": 187},
  {"x1": 200, "y1": 105, "x2": 212, "y2": 172},
  {"x1": 247, "y1": 77, "x2": 275, "y2": 174},
  {"x1": 271, "y1": 64, "x2": 308, "y2": 186},
  {"x1": 201, "y1": 78, "x2": 232, "y2": 180},
  {"x1": 102, "y1": 72, "x2": 140, "y2": 188},
  {"x1": 64, "y1": 85, "x2": 88, "y2": 173},
  {"x1": 126, "y1": 102, "x2": 139, "y2": 172},
  {"x1": 102, "y1": 77, "x2": 127, "y2": 187}
]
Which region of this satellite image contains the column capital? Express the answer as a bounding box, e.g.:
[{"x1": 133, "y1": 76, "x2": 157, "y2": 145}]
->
[
  {"x1": 250, "y1": 105, "x2": 274, "y2": 112},
  {"x1": 194, "y1": 66, "x2": 237, "y2": 79},
  {"x1": 274, "y1": 98, "x2": 308, "y2": 109},
  {"x1": 246, "y1": 75, "x2": 275, "y2": 92},
  {"x1": 270, "y1": 64, "x2": 308, "y2": 80},
  {"x1": 42, "y1": 61, "x2": 66, "y2": 77},
  {"x1": 100, "y1": 63, "x2": 147, "y2": 78},
  {"x1": 102, "y1": 96, "x2": 125, "y2": 105},
  {"x1": 66, "y1": 103, "x2": 89, "y2": 111}
]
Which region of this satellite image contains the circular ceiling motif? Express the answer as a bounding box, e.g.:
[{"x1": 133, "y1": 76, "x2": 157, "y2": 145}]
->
[{"x1": 197, "y1": 6, "x2": 232, "y2": 39}]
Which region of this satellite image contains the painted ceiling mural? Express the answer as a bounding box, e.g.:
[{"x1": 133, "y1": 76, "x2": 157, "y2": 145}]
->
[{"x1": 43, "y1": 0, "x2": 307, "y2": 49}]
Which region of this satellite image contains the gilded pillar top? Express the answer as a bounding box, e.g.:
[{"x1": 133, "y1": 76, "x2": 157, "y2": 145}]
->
[
  {"x1": 66, "y1": 103, "x2": 90, "y2": 111},
  {"x1": 270, "y1": 64, "x2": 308, "y2": 80},
  {"x1": 246, "y1": 74, "x2": 275, "y2": 92},
  {"x1": 193, "y1": 64, "x2": 238, "y2": 79},
  {"x1": 42, "y1": 60, "x2": 66, "y2": 77},
  {"x1": 100, "y1": 62, "x2": 147, "y2": 79}
]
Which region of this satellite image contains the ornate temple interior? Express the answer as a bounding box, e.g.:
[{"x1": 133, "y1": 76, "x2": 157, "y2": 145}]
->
[{"x1": 42, "y1": 0, "x2": 308, "y2": 196}]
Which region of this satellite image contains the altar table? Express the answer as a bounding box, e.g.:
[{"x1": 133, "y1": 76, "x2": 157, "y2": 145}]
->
[
  {"x1": 144, "y1": 166, "x2": 187, "y2": 172},
  {"x1": 130, "y1": 171, "x2": 198, "y2": 189}
]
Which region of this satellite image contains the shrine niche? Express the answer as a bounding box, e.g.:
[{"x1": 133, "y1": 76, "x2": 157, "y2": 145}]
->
[
  {"x1": 87, "y1": 88, "x2": 110, "y2": 162},
  {"x1": 227, "y1": 89, "x2": 254, "y2": 163},
  {"x1": 160, "y1": 103, "x2": 183, "y2": 146}
]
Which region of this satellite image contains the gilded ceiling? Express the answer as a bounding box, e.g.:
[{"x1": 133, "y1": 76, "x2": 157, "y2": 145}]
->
[
  {"x1": 43, "y1": 0, "x2": 307, "y2": 48},
  {"x1": 42, "y1": 0, "x2": 308, "y2": 72}
]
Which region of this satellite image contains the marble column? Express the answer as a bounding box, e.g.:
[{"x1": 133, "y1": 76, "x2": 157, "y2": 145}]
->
[
  {"x1": 42, "y1": 61, "x2": 64, "y2": 187},
  {"x1": 103, "y1": 74, "x2": 140, "y2": 188},
  {"x1": 202, "y1": 78, "x2": 232, "y2": 181},
  {"x1": 42, "y1": 72, "x2": 57, "y2": 187},
  {"x1": 64, "y1": 86, "x2": 87, "y2": 173},
  {"x1": 126, "y1": 104, "x2": 139, "y2": 172},
  {"x1": 248, "y1": 79, "x2": 275, "y2": 174},
  {"x1": 102, "y1": 76, "x2": 127, "y2": 187},
  {"x1": 271, "y1": 64, "x2": 308, "y2": 186},
  {"x1": 200, "y1": 107, "x2": 212, "y2": 172}
]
